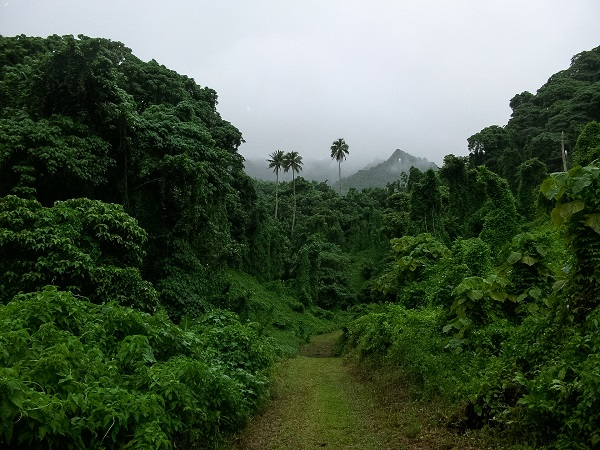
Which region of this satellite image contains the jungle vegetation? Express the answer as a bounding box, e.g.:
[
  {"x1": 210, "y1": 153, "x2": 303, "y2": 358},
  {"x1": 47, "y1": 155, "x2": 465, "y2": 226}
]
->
[{"x1": 0, "y1": 34, "x2": 600, "y2": 449}]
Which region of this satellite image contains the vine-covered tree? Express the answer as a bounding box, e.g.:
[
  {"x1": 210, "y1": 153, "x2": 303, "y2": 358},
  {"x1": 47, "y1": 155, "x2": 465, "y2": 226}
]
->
[
  {"x1": 330, "y1": 138, "x2": 349, "y2": 194},
  {"x1": 572, "y1": 120, "x2": 600, "y2": 166},
  {"x1": 409, "y1": 168, "x2": 443, "y2": 236},
  {"x1": 0, "y1": 34, "x2": 253, "y2": 317},
  {"x1": 439, "y1": 154, "x2": 478, "y2": 238},
  {"x1": 476, "y1": 167, "x2": 520, "y2": 256},
  {"x1": 467, "y1": 125, "x2": 509, "y2": 172},
  {"x1": 516, "y1": 158, "x2": 547, "y2": 221}
]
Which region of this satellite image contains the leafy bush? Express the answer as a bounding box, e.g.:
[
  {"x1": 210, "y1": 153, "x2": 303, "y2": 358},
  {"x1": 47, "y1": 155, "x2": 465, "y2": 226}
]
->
[
  {"x1": 446, "y1": 274, "x2": 511, "y2": 333},
  {"x1": 422, "y1": 237, "x2": 492, "y2": 311},
  {"x1": 343, "y1": 304, "x2": 469, "y2": 400},
  {"x1": 451, "y1": 237, "x2": 491, "y2": 278},
  {"x1": 459, "y1": 306, "x2": 600, "y2": 449},
  {"x1": 0, "y1": 195, "x2": 157, "y2": 311},
  {"x1": 541, "y1": 163, "x2": 600, "y2": 318},
  {"x1": 375, "y1": 233, "x2": 449, "y2": 306},
  {"x1": 0, "y1": 287, "x2": 275, "y2": 449}
]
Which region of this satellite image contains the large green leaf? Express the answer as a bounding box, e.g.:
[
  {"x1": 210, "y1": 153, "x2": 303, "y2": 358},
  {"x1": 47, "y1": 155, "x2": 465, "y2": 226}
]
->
[
  {"x1": 551, "y1": 200, "x2": 585, "y2": 227},
  {"x1": 541, "y1": 177, "x2": 561, "y2": 200},
  {"x1": 534, "y1": 244, "x2": 549, "y2": 257},
  {"x1": 467, "y1": 290, "x2": 483, "y2": 301},
  {"x1": 521, "y1": 255, "x2": 537, "y2": 266},
  {"x1": 584, "y1": 213, "x2": 600, "y2": 235},
  {"x1": 528, "y1": 287, "x2": 542, "y2": 299},
  {"x1": 507, "y1": 251, "x2": 522, "y2": 264},
  {"x1": 571, "y1": 169, "x2": 595, "y2": 194},
  {"x1": 489, "y1": 290, "x2": 508, "y2": 302}
]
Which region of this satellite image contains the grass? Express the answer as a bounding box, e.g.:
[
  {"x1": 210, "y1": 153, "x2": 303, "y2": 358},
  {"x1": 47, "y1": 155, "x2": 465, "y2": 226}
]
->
[
  {"x1": 229, "y1": 331, "x2": 497, "y2": 450},
  {"x1": 230, "y1": 331, "x2": 386, "y2": 449},
  {"x1": 223, "y1": 270, "x2": 342, "y2": 356}
]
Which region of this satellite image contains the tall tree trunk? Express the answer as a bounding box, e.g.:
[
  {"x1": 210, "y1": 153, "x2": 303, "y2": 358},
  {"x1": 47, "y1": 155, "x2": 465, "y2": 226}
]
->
[
  {"x1": 291, "y1": 171, "x2": 296, "y2": 235},
  {"x1": 338, "y1": 161, "x2": 342, "y2": 195},
  {"x1": 120, "y1": 131, "x2": 130, "y2": 209},
  {"x1": 275, "y1": 171, "x2": 279, "y2": 218}
]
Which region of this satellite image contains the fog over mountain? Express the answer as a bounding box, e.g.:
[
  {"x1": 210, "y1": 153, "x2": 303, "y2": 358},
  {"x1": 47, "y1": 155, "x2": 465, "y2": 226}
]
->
[
  {"x1": 244, "y1": 148, "x2": 437, "y2": 192},
  {"x1": 244, "y1": 157, "x2": 340, "y2": 183},
  {"x1": 335, "y1": 149, "x2": 438, "y2": 192}
]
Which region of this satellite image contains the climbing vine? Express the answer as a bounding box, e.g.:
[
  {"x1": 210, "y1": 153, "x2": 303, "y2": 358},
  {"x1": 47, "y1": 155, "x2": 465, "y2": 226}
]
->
[{"x1": 541, "y1": 163, "x2": 600, "y2": 317}]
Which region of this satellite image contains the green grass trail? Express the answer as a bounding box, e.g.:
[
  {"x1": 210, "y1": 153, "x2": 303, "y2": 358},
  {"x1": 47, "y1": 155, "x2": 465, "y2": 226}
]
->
[
  {"x1": 230, "y1": 331, "x2": 488, "y2": 450},
  {"x1": 231, "y1": 331, "x2": 388, "y2": 449}
]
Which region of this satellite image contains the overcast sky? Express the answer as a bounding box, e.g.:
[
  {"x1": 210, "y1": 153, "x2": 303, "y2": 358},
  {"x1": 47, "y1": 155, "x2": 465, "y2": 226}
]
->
[{"x1": 2, "y1": 1, "x2": 600, "y2": 167}]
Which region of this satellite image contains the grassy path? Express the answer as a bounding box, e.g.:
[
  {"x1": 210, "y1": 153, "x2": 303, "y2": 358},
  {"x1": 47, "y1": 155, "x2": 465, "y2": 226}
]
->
[
  {"x1": 230, "y1": 331, "x2": 386, "y2": 449},
  {"x1": 230, "y1": 331, "x2": 487, "y2": 450}
]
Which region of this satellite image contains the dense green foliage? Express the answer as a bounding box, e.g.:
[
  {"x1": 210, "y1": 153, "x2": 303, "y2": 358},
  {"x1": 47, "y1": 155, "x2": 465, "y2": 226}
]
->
[
  {"x1": 0, "y1": 195, "x2": 157, "y2": 311},
  {"x1": 0, "y1": 287, "x2": 273, "y2": 449},
  {"x1": 2, "y1": 34, "x2": 600, "y2": 449},
  {"x1": 469, "y1": 45, "x2": 600, "y2": 175},
  {"x1": 341, "y1": 44, "x2": 600, "y2": 449},
  {"x1": 541, "y1": 163, "x2": 600, "y2": 318},
  {"x1": 0, "y1": 35, "x2": 348, "y2": 448},
  {"x1": 0, "y1": 34, "x2": 252, "y2": 318}
]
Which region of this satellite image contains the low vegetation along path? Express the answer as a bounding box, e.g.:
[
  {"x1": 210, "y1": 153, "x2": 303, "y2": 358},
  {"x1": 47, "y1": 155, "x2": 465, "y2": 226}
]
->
[{"x1": 230, "y1": 331, "x2": 480, "y2": 450}]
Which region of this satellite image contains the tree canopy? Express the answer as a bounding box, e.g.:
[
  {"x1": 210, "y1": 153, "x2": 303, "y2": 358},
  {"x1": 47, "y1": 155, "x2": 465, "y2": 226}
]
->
[
  {"x1": 0, "y1": 34, "x2": 252, "y2": 317},
  {"x1": 467, "y1": 45, "x2": 600, "y2": 177}
]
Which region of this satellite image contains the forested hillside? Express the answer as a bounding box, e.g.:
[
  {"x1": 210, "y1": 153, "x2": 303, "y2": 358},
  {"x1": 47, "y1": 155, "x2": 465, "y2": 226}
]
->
[
  {"x1": 1, "y1": 34, "x2": 600, "y2": 449},
  {"x1": 245, "y1": 148, "x2": 437, "y2": 194},
  {"x1": 468, "y1": 47, "x2": 600, "y2": 180},
  {"x1": 244, "y1": 156, "x2": 338, "y2": 183},
  {"x1": 334, "y1": 148, "x2": 437, "y2": 193},
  {"x1": 340, "y1": 44, "x2": 600, "y2": 450},
  {"x1": 0, "y1": 34, "x2": 385, "y2": 448}
]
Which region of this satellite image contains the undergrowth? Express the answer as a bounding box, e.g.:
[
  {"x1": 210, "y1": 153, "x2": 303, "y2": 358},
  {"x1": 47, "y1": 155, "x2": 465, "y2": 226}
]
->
[
  {"x1": 222, "y1": 270, "x2": 346, "y2": 356},
  {"x1": 0, "y1": 287, "x2": 275, "y2": 449}
]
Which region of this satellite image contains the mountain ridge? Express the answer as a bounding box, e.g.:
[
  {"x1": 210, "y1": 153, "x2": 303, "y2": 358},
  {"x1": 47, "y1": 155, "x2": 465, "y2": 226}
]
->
[
  {"x1": 334, "y1": 149, "x2": 437, "y2": 192},
  {"x1": 244, "y1": 149, "x2": 437, "y2": 190}
]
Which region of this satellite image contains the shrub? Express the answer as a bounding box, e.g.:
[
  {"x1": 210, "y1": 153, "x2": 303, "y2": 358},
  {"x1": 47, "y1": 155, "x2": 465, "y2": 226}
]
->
[
  {"x1": 541, "y1": 163, "x2": 600, "y2": 318},
  {"x1": 504, "y1": 307, "x2": 600, "y2": 448},
  {"x1": 343, "y1": 304, "x2": 469, "y2": 400},
  {"x1": 0, "y1": 195, "x2": 157, "y2": 311},
  {"x1": 0, "y1": 287, "x2": 275, "y2": 449},
  {"x1": 375, "y1": 233, "x2": 449, "y2": 307}
]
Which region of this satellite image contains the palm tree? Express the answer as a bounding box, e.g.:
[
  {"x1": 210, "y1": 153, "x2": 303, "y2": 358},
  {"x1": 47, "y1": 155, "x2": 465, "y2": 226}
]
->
[
  {"x1": 282, "y1": 151, "x2": 303, "y2": 235},
  {"x1": 267, "y1": 149, "x2": 285, "y2": 218},
  {"x1": 330, "y1": 138, "x2": 349, "y2": 194}
]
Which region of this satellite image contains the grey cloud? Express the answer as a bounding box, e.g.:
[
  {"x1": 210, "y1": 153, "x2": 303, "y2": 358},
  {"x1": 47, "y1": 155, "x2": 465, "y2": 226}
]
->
[{"x1": 1, "y1": 0, "x2": 599, "y2": 167}]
